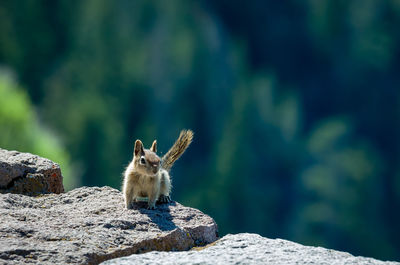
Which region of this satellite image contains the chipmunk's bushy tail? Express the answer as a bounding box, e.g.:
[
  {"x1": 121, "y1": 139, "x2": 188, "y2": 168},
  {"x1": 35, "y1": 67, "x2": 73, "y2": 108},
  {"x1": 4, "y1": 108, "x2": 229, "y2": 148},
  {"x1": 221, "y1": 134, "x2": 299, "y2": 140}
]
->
[{"x1": 162, "y1": 129, "x2": 193, "y2": 172}]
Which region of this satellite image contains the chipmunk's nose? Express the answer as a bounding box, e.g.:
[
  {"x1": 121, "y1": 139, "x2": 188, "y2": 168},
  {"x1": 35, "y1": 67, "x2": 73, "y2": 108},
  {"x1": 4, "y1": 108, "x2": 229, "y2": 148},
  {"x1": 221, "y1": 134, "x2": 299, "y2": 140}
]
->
[{"x1": 152, "y1": 164, "x2": 159, "y2": 173}]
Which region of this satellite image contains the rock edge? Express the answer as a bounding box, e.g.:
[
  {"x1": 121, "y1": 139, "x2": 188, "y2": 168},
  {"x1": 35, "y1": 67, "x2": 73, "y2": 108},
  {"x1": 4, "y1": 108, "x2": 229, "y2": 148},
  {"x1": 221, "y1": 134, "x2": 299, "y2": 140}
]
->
[{"x1": 101, "y1": 233, "x2": 400, "y2": 265}]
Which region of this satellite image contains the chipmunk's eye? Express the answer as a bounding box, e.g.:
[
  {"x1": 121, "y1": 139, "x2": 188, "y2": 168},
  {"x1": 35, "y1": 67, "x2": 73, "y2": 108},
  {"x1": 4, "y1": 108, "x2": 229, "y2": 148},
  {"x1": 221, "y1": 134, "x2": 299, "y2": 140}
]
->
[{"x1": 140, "y1": 156, "x2": 146, "y2": 165}]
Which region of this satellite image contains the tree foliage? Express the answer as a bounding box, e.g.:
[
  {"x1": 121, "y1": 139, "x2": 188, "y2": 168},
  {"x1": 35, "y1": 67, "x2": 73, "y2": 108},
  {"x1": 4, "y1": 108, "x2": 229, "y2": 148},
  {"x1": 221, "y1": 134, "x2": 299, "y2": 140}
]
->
[
  {"x1": 0, "y1": 70, "x2": 74, "y2": 188},
  {"x1": 0, "y1": 0, "x2": 399, "y2": 260}
]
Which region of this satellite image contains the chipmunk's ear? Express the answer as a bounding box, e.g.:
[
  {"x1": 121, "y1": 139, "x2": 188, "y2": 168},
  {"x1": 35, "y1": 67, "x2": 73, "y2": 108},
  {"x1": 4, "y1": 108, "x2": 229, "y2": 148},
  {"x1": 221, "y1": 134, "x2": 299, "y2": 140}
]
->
[
  {"x1": 134, "y1": 140, "x2": 144, "y2": 156},
  {"x1": 150, "y1": 140, "x2": 157, "y2": 152}
]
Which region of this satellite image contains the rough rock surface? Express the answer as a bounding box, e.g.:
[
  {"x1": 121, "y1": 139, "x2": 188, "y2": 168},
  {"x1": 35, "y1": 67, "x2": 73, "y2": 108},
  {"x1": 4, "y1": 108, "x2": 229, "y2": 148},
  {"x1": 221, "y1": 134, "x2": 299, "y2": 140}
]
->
[
  {"x1": 102, "y1": 233, "x2": 399, "y2": 265},
  {"x1": 0, "y1": 148, "x2": 64, "y2": 195},
  {"x1": 0, "y1": 186, "x2": 218, "y2": 264}
]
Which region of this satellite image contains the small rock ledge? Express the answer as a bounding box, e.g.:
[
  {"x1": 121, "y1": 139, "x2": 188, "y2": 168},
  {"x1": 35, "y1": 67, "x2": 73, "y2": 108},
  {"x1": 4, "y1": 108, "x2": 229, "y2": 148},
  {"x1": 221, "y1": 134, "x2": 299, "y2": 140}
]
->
[
  {"x1": 0, "y1": 148, "x2": 64, "y2": 195},
  {"x1": 0, "y1": 186, "x2": 218, "y2": 264},
  {"x1": 102, "y1": 233, "x2": 400, "y2": 265}
]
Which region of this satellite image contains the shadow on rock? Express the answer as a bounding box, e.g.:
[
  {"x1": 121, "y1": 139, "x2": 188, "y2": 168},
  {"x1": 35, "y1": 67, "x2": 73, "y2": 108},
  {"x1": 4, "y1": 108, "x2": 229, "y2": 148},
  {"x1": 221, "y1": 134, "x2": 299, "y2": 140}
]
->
[{"x1": 130, "y1": 201, "x2": 178, "y2": 231}]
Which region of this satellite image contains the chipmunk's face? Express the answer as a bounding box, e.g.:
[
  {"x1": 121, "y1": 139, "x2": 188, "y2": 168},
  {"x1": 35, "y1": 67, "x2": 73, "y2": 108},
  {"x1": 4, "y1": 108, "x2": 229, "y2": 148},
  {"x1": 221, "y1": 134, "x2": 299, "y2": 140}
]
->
[{"x1": 133, "y1": 139, "x2": 160, "y2": 175}]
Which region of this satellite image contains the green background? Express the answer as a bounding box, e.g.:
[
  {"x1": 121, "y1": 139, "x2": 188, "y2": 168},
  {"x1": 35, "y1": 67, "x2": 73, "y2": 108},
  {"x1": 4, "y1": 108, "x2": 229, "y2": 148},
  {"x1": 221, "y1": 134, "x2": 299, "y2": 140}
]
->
[{"x1": 0, "y1": 0, "x2": 399, "y2": 261}]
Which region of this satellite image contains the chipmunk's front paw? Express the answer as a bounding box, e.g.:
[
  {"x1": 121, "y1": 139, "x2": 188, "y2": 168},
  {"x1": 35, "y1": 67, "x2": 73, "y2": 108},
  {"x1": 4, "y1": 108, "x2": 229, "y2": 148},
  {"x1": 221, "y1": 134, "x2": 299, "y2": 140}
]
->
[
  {"x1": 125, "y1": 197, "x2": 137, "y2": 209},
  {"x1": 158, "y1": 195, "x2": 171, "y2": 203}
]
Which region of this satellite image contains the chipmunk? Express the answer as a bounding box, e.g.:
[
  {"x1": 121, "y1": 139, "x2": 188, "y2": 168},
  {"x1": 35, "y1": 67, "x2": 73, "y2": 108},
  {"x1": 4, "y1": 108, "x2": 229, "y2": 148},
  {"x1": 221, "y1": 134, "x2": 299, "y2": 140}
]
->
[{"x1": 123, "y1": 129, "x2": 193, "y2": 209}]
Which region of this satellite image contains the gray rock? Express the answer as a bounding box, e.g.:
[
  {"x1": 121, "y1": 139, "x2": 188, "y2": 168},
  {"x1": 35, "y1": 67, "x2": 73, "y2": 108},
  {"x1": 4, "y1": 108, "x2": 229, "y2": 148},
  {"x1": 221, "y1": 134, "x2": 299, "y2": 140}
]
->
[
  {"x1": 0, "y1": 148, "x2": 64, "y2": 195},
  {"x1": 101, "y1": 233, "x2": 399, "y2": 265},
  {"x1": 0, "y1": 186, "x2": 218, "y2": 264}
]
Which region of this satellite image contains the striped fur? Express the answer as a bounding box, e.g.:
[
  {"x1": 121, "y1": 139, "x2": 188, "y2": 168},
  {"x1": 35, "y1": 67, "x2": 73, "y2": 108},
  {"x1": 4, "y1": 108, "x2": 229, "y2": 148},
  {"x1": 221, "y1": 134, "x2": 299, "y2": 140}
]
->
[{"x1": 162, "y1": 129, "x2": 193, "y2": 172}]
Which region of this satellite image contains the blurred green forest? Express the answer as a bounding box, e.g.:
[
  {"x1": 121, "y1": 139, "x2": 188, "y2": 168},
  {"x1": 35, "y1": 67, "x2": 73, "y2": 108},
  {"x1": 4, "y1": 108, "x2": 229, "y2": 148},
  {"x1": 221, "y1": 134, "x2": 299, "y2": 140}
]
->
[{"x1": 0, "y1": 0, "x2": 399, "y2": 261}]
